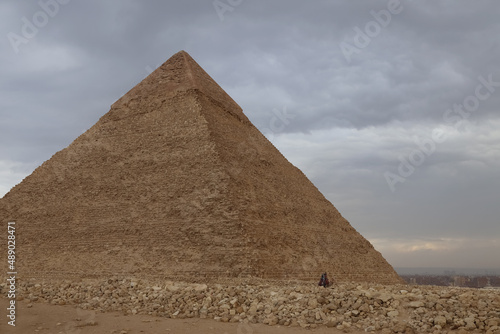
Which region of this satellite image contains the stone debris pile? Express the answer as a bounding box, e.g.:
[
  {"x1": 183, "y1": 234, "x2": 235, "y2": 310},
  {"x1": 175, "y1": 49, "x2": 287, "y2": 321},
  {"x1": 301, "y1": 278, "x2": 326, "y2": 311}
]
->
[{"x1": 2, "y1": 278, "x2": 499, "y2": 333}]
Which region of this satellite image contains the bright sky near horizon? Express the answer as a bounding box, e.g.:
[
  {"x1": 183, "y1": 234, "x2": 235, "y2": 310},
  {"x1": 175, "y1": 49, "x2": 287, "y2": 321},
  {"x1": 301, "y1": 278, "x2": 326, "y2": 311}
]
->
[{"x1": 1, "y1": 0, "x2": 499, "y2": 269}]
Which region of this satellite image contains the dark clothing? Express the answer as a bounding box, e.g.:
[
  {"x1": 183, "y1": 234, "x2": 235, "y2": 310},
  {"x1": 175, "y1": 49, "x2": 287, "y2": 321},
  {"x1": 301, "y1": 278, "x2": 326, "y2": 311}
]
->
[{"x1": 318, "y1": 273, "x2": 329, "y2": 287}]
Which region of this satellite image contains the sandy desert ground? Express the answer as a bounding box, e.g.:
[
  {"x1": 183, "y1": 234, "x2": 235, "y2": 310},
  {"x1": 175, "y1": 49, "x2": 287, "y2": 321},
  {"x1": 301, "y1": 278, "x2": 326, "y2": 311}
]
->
[{"x1": 0, "y1": 297, "x2": 366, "y2": 334}]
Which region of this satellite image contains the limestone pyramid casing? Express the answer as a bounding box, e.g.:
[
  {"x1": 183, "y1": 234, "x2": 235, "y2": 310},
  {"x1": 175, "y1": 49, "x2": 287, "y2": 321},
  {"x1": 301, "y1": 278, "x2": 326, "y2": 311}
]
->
[{"x1": 0, "y1": 51, "x2": 403, "y2": 284}]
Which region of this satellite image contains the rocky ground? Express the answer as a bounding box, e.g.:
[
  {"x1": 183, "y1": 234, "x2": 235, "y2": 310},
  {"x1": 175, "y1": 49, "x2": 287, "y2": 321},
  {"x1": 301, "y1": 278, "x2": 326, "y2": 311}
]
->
[{"x1": 1, "y1": 278, "x2": 499, "y2": 333}]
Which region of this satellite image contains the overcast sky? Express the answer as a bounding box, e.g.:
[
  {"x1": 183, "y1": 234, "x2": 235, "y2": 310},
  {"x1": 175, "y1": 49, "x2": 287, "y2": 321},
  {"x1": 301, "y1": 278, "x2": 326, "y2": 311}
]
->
[{"x1": 1, "y1": 0, "x2": 499, "y2": 270}]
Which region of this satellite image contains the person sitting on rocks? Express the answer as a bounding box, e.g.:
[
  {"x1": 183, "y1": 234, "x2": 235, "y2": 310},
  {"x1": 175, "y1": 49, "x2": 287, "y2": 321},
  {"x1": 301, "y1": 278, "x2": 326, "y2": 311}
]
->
[{"x1": 318, "y1": 272, "x2": 330, "y2": 287}]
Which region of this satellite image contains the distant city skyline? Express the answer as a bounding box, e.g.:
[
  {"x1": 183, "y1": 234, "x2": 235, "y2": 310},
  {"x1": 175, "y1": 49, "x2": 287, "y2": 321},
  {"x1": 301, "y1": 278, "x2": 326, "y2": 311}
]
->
[{"x1": 395, "y1": 267, "x2": 500, "y2": 276}]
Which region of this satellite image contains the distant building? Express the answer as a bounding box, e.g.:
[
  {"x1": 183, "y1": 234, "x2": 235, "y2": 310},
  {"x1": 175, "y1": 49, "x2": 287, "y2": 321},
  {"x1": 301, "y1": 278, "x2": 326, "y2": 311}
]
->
[
  {"x1": 454, "y1": 276, "x2": 468, "y2": 287},
  {"x1": 475, "y1": 277, "x2": 489, "y2": 288}
]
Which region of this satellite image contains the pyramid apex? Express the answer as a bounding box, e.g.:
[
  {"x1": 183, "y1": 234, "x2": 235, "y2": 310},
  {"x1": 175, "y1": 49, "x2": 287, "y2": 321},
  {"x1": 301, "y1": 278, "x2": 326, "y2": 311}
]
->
[
  {"x1": 168, "y1": 50, "x2": 192, "y2": 61},
  {"x1": 112, "y1": 51, "x2": 243, "y2": 117}
]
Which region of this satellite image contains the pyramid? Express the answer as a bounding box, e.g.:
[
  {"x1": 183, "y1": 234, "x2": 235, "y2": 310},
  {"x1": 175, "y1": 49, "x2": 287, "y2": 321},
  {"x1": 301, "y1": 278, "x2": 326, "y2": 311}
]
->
[{"x1": 0, "y1": 51, "x2": 402, "y2": 284}]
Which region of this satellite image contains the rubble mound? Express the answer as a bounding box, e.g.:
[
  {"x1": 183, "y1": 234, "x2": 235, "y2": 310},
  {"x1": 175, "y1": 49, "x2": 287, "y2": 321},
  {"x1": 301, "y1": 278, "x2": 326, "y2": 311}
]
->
[{"x1": 3, "y1": 279, "x2": 499, "y2": 333}]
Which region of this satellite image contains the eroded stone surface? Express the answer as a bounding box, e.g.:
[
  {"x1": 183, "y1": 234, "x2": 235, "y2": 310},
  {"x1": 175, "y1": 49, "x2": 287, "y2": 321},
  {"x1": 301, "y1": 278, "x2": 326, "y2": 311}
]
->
[{"x1": 0, "y1": 51, "x2": 401, "y2": 284}]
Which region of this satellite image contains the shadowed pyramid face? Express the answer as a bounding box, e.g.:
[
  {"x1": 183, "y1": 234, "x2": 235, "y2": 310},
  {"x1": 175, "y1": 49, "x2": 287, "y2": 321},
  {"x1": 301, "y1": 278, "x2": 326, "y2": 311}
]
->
[{"x1": 0, "y1": 51, "x2": 403, "y2": 284}]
